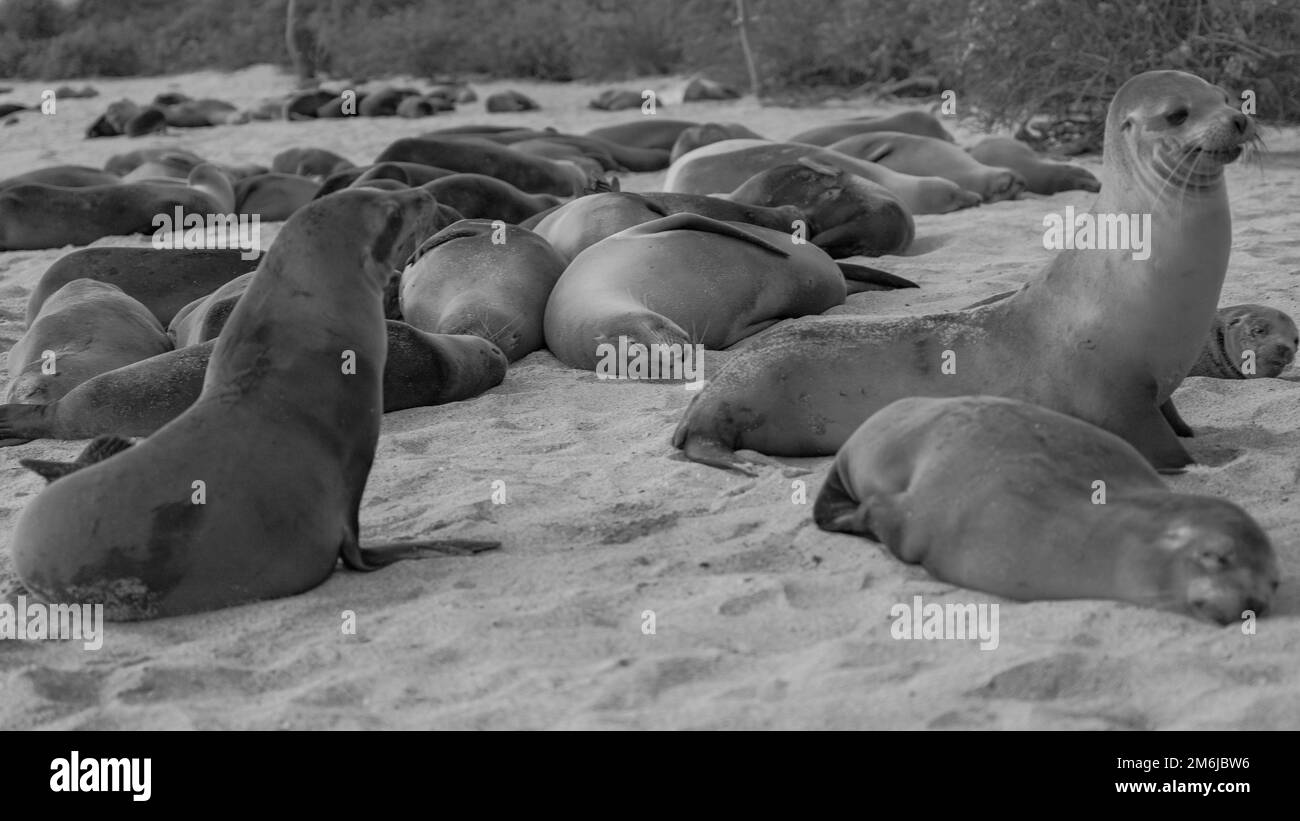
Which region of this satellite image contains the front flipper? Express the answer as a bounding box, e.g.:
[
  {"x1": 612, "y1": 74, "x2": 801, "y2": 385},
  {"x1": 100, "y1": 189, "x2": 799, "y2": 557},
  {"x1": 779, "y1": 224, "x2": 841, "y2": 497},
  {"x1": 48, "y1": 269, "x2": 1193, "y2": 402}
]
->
[
  {"x1": 835, "y1": 262, "x2": 918, "y2": 291},
  {"x1": 342, "y1": 538, "x2": 500, "y2": 571},
  {"x1": 1129, "y1": 405, "x2": 1193, "y2": 474},
  {"x1": 1160, "y1": 398, "x2": 1194, "y2": 438}
]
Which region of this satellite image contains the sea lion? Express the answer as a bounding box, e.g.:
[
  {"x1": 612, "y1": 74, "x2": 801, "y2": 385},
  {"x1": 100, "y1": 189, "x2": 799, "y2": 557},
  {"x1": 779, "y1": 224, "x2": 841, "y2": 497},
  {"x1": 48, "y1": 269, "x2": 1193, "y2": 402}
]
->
[
  {"x1": 527, "y1": 191, "x2": 804, "y2": 263},
  {"x1": 234, "y1": 172, "x2": 321, "y2": 220},
  {"x1": 585, "y1": 119, "x2": 698, "y2": 152},
  {"x1": 401, "y1": 219, "x2": 566, "y2": 361},
  {"x1": 682, "y1": 76, "x2": 740, "y2": 101},
  {"x1": 284, "y1": 89, "x2": 338, "y2": 119},
  {"x1": 445, "y1": 130, "x2": 667, "y2": 173},
  {"x1": 359, "y1": 87, "x2": 420, "y2": 117},
  {"x1": 589, "y1": 89, "x2": 651, "y2": 111},
  {"x1": 28, "y1": 246, "x2": 260, "y2": 327},
  {"x1": 10, "y1": 187, "x2": 500, "y2": 621},
  {"x1": 1188, "y1": 304, "x2": 1298, "y2": 378},
  {"x1": 723, "y1": 158, "x2": 914, "y2": 257},
  {"x1": 0, "y1": 321, "x2": 507, "y2": 444},
  {"x1": 167, "y1": 273, "x2": 253, "y2": 347},
  {"x1": 828, "y1": 132, "x2": 1027, "y2": 202},
  {"x1": 375, "y1": 136, "x2": 590, "y2": 196},
  {"x1": 788, "y1": 110, "x2": 956, "y2": 146},
  {"x1": 396, "y1": 95, "x2": 441, "y2": 118},
  {"x1": 271, "y1": 147, "x2": 355, "y2": 179},
  {"x1": 673, "y1": 70, "x2": 1255, "y2": 473},
  {"x1": 0, "y1": 166, "x2": 121, "y2": 190},
  {"x1": 665, "y1": 138, "x2": 980, "y2": 215},
  {"x1": 967, "y1": 137, "x2": 1101, "y2": 194},
  {"x1": 104, "y1": 147, "x2": 206, "y2": 177},
  {"x1": 543, "y1": 213, "x2": 913, "y2": 371},
  {"x1": 421, "y1": 174, "x2": 562, "y2": 223},
  {"x1": 6, "y1": 279, "x2": 171, "y2": 404},
  {"x1": 314, "y1": 162, "x2": 457, "y2": 199},
  {"x1": 814, "y1": 395, "x2": 1278, "y2": 625},
  {"x1": 670, "y1": 122, "x2": 766, "y2": 163},
  {"x1": 485, "y1": 90, "x2": 539, "y2": 112},
  {"x1": 0, "y1": 169, "x2": 235, "y2": 251}
]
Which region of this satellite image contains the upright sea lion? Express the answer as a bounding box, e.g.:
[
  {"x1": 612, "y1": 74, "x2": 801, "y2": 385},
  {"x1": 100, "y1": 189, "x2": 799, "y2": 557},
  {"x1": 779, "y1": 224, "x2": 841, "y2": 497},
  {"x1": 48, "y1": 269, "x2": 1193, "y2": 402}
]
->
[
  {"x1": 814, "y1": 396, "x2": 1278, "y2": 624},
  {"x1": 670, "y1": 122, "x2": 765, "y2": 163},
  {"x1": 0, "y1": 322, "x2": 507, "y2": 443},
  {"x1": 6, "y1": 279, "x2": 171, "y2": 403},
  {"x1": 724, "y1": 158, "x2": 914, "y2": 257},
  {"x1": 828, "y1": 132, "x2": 1027, "y2": 202},
  {"x1": 788, "y1": 110, "x2": 956, "y2": 146},
  {"x1": 528, "y1": 191, "x2": 804, "y2": 263},
  {"x1": 585, "y1": 119, "x2": 698, "y2": 152},
  {"x1": 543, "y1": 213, "x2": 914, "y2": 371},
  {"x1": 967, "y1": 136, "x2": 1101, "y2": 194},
  {"x1": 673, "y1": 70, "x2": 1256, "y2": 473},
  {"x1": 28, "y1": 247, "x2": 260, "y2": 327},
  {"x1": 376, "y1": 136, "x2": 590, "y2": 196},
  {"x1": 10, "y1": 187, "x2": 500, "y2": 621},
  {"x1": 401, "y1": 220, "x2": 566, "y2": 361},
  {"x1": 665, "y1": 138, "x2": 980, "y2": 215}
]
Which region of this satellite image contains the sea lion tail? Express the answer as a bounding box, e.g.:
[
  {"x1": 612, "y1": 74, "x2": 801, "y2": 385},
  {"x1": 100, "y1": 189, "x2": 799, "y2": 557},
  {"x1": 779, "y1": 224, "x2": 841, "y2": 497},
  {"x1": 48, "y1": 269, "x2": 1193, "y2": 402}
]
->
[{"x1": 836, "y1": 263, "x2": 918, "y2": 291}]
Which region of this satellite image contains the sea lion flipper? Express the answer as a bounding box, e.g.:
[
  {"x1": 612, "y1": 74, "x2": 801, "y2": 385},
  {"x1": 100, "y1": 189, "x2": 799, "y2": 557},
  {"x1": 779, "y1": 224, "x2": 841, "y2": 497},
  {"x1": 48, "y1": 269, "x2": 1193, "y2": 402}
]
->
[
  {"x1": 1160, "y1": 398, "x2": 1194, "y2": 438},
  {"x1": 18, "y1": 459, "x2": 82, "y2": 483},
  {"x1": 1132, "y1": 407, "x2": 1194, "y2": 472},
  {"x1": 963, "y1": 289, "x2": 1017, "y2": 310},
  {"x1": 19, "y1": 434, "x2": 137, "y2": 483},
  {"x1": 343, "y1": 538, "x2": 501, "y2": 570},
  {"x1": 674, "y1": 435, "x2": 759, "y2": 477},
  {"x1": 835, "y1": 262, "x2": 918, "y2": 291}
]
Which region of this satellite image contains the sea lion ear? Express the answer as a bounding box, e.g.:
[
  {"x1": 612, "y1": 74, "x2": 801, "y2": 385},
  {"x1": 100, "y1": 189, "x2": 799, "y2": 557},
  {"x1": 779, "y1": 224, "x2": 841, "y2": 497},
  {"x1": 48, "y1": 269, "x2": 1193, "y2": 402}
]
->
[{"x1": 18, "y1": 459, "x2": 82, "y2": 483}]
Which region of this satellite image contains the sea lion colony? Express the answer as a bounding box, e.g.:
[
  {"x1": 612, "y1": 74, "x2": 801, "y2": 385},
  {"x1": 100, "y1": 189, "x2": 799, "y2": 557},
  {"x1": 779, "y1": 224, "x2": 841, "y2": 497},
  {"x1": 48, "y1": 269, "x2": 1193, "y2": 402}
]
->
[{"x1": 0, "y1": 70, "x2": 1285, "y2": 623}]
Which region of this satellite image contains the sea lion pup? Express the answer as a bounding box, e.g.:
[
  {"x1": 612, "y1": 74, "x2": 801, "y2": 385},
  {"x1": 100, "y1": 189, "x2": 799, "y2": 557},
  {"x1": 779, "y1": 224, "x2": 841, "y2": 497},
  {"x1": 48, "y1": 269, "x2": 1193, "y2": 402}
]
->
[
  {"x1": 10, "y1": 188, "x2": 500, "y2": 621},
  {"x1": 1160, "y1": 304, "x2": 1299, "y2": 438},
  {"x1": 585, "y1": 119, "x2": 698, "y2": 151},
  {"x1": 5, "y1": 279, "x2": 171, "y2": 404},
  {"x1": 828, "y1": 132, "x2": 1027, "y2": 202},
  {"x1": 673, "y1": 70, "x2": 1255, "y2": 474},
  {"x1": 270, "y1": 146, "x2": 355, "y2": 179},
  {"x1": 723, "y1": 158, "x2": 915, "y2": 257},
  {"x1": 234, "y1": 172, "x2": 320, "y2": 220},
  {"x1": 314, "y1": 162, "x2": 457, "y2": 199},
  {"x1": 0, "y1": 322, "x2": 507, "y2": 444},
  {"x1": 527, "y1": 191, "x2": 804, "y2": 263},
  {"x1": 28, "y1": 247, "x2": 259, "y2": 327},
  {"x1": 670, "y1": 122, "x2": 766, "y2": 163},
  {"x1": 815, "y1": 396, "x2": 1279, "y2": 624},
  {"x1": 0, "y1": 165, "x2": 121, "y2": 190},
  {"x1": 375, "y1": 136, "x2": 590, "y2": 196},
  {"x1": 967, "y1": 136, "x2": 1101, "y2": 194},
  {"x1": 401, "y1": 220, "x2": 566, "y2": 361},
  {"x1": 421, "y1": 173, "x2": 562, "y2": 223},
  {"x1": 543, "y1": 213, "x2": 916, "y2": 372},
  {"x1": 788, "y1": 110, "x2": 956, "y2": 146},
  {"x1": 0, "y1": 166, "x2": 236, "y2": 251},
  {"x1": 665, "y1": 138, "x2": 980, "y2": 215}
]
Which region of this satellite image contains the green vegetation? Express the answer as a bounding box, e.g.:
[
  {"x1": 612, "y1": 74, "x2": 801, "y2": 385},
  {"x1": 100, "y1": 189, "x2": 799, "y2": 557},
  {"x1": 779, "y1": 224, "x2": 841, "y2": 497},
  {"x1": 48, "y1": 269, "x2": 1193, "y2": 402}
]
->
[{"x1": 2, "y1": 0, "x2": 1297, "y2": 124}]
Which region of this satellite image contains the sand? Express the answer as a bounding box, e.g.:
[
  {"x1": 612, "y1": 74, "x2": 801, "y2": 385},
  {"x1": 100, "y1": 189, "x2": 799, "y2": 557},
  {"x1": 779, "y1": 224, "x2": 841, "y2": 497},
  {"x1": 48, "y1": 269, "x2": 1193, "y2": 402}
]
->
[{"x1": 0, "y1": 65, "x2": 1297, "y2": 730}]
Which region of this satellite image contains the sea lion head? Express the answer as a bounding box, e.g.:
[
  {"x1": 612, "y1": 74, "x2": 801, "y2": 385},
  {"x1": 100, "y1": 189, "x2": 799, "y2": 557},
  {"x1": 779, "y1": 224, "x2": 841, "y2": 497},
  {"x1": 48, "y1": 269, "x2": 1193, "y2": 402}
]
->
[
  {"x1": 1221, "y1": 304, "x2": 1298, "y2": 377},
  {"x1": 1139, "y1": 496, "x2": 1279, "y2": 625},
  {"x1": 1107, "y1": 70, "x2": 1256, "y2": 196}
]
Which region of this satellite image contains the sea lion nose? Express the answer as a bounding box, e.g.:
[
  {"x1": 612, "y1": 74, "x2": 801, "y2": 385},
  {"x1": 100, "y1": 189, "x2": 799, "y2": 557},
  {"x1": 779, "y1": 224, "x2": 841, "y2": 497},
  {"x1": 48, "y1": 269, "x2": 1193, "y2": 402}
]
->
[{"x1": 1231, "y1": 112, "x2": 1248, "y2": 134}]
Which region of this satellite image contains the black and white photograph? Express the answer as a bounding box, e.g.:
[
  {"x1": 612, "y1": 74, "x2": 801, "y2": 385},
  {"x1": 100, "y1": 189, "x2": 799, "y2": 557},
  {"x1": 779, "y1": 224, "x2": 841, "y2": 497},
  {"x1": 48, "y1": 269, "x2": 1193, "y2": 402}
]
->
[{"x1": 0, "y1": 0, "x2": 1297, "y2": 759}]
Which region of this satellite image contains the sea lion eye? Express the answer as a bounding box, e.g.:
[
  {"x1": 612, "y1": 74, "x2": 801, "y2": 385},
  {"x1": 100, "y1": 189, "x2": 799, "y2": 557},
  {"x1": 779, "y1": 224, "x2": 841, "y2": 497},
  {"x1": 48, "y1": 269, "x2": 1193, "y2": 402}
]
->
[{"x1": 1166, "y1": 108, "x2": 1189, "y2": 126}]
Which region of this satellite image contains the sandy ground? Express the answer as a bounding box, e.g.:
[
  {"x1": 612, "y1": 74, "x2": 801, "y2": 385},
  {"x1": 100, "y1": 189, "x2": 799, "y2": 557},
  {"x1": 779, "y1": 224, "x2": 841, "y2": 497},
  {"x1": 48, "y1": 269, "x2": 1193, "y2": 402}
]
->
[{"x1": 1, "y1": 65, "x2": 1298, "y2": 730}]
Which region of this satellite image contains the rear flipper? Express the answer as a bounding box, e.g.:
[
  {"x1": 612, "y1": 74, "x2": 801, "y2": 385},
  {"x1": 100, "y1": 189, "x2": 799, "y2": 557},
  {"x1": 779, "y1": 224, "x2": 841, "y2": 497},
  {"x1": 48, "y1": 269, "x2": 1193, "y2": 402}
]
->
[
  {"x1": 18, "y1": 435, "x2": 136, "y2": 482},
  {"x1": 342, "y1": 538, "x2": 500, "y2": 571},
  {"x1": 812, "y1": 470, "x2": 903, "y2": 547},
  {"x1": 0, "y1": 403, "x2": 53, "y2": 445},
  {"x1": 836, "y1": 263, "x2": 919, "y2": 292},
  {"x1": 1160, "y1": 398, "x2": 1194, "y2": 438}
]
